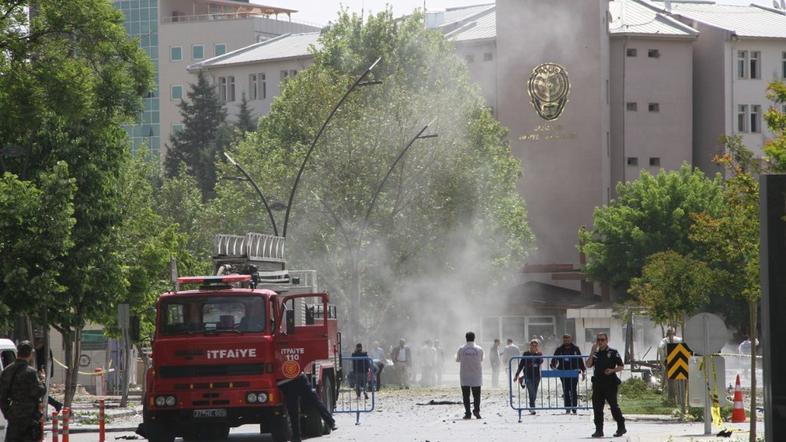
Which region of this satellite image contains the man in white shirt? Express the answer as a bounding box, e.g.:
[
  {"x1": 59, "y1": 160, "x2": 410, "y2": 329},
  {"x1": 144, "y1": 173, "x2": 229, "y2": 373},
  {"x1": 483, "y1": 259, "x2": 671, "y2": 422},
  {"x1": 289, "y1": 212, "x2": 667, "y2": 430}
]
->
[
  {"x1": 392, "y1": 339, "x2": 411, "y2": 388},
  {"x1": 501, "y1": 338, "x2": 521, "y2": 378},
  {"x1": 456, "y1": 331, "x2": 484, "y2": 419},
  {"x1": 370, "y1": 341, "x2": 386, "y2": 391}
]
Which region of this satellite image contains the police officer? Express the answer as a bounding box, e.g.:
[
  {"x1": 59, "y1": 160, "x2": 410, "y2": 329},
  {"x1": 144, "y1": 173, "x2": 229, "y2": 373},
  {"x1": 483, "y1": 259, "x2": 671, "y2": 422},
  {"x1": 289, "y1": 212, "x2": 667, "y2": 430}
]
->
[
  {"x1": 0, "y1": 341, "x2": 46, "y2": 442},
  {"x1": 277, "y1": 373, "x2": 336, "y2": 442},
  {"x1": 586, "y1": 333, "x2": 626, "y2": 438}
]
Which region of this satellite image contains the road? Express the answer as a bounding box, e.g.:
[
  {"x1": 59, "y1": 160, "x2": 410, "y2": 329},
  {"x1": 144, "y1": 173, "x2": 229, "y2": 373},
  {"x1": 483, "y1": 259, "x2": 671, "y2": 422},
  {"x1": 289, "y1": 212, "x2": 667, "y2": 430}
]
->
[{"x1": 64, "y1": 387, "x2": 763, "y2": 442}]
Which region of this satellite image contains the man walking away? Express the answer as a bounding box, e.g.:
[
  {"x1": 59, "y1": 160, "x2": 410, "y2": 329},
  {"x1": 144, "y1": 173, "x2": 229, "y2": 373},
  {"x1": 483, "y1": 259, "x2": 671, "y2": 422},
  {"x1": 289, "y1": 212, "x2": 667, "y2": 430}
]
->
[
  {"x1": 391, "y1": 339, "x2": 411, "y2": 389},
  {"x1": 0, "y1": 341, "x2": 46, "y2": 442},
  {"x1": 586, "y1": 333, "x2": 626, "y2": 438},
  {"x1": 456, "y1": 331, "x2": 484, "y2": 420},
  {"x1": 551, "y1": 334, "x2": 586, "y2": 414},
  {"x1": 490, "y1": 339, "x2": 501, "y2": 388},
  {"x1": 501, "y1": 338, "x2": 520, "y2": 381},
  {"x1": 351, "y1": 343, "x2": 370, "y2": 400}
]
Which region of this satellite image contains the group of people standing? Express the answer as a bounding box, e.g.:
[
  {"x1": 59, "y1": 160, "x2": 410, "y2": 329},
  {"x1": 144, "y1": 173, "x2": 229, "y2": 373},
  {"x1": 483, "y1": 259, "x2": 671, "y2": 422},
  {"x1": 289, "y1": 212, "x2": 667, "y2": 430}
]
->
[
  {"x1": 351, "y1": 338, "x2": 447, "y2": 391},
  {"x1": 458, "y1": 332, "x2": 626, "y2": 439}
]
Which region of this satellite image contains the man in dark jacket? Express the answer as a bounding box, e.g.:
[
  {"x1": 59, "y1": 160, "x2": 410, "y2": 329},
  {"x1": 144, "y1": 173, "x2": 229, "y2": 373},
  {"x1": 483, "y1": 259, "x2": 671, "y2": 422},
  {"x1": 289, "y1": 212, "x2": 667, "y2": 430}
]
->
[
  {"x1": 550, "y1": 334, "x2": 586, "y2": 414},
  {"x1": 0, "y1": 341, "x2": 46, "y2": 442},
  {"x1": 351, "y1": 343, "x2": 370, "y2": 399}
]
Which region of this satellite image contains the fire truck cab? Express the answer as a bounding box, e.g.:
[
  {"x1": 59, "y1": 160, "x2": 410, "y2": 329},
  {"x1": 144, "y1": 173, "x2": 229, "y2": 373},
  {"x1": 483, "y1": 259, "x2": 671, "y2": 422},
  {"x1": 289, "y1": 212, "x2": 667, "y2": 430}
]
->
[{"x1": 140, "y1": 234, "x2": 340, "y2": 442}]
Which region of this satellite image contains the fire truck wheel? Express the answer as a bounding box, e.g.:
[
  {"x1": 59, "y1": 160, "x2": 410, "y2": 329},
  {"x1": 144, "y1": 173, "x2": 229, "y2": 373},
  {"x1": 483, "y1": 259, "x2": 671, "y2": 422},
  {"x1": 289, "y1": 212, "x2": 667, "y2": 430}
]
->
[
  {"x1": 146, "y1": 425, "x2": 175, "y2": 442},
  {"x1": 321, "y1": 376, "x2": 334, "y2": 435},
  {"x1": 267, "y1": 413, "x2": 292, "y2": 442}
]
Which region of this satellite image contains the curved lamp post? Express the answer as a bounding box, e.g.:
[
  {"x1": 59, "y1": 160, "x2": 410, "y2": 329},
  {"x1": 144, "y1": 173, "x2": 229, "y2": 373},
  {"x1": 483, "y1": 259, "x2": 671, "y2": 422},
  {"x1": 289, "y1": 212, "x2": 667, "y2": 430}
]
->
[
  {"x1": 224, "y1": 152, "x2": 280, "y2": 236},
  {"x1": 282, "y1": 57, "x2": 382, "y2": 237}
]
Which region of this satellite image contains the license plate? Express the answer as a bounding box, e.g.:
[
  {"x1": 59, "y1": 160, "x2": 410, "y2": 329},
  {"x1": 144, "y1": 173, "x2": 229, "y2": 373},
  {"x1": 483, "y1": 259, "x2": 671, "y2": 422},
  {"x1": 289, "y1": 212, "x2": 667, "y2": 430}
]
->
[{"x1": 193, "y1": 409, "x2": 227, "y2": 418}]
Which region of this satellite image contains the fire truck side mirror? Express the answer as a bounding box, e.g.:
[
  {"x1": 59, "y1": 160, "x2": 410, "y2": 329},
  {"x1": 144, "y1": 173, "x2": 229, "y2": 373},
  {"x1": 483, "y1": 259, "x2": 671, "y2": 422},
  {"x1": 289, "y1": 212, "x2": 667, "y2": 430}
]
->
[{"x1": 285, "y1": 310, "x2": 295, "y2": 335}]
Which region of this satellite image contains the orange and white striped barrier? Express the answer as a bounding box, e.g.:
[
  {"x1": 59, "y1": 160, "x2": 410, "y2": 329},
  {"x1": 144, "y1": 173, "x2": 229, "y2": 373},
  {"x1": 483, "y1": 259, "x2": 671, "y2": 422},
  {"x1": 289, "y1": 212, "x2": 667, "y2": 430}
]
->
[
  {"x1": 51, "y1": 411, "x2": 59, "y2": 442},
  {"x1": 731, "y1": 374, "x2": 746, "y2": 423},
  {"x1": 61, "y1": 407, "x2": 70, "y2": 442}
]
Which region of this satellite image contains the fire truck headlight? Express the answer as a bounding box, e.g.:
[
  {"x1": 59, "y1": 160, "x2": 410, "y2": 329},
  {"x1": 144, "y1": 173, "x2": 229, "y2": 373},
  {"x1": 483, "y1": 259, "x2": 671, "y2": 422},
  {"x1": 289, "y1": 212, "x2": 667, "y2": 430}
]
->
[
  {"x1": 257, "y1": 392, "x2": 268, "y2": 403},
  {"x1": 165, "y1": 396, "x2": 176, "y2": 407},
  {"x1": 155, "y1": 396, "x2": 166, "y2": 407},
  {"x1": 246, "y1": 392, "x2": 258, "y2": 403}
]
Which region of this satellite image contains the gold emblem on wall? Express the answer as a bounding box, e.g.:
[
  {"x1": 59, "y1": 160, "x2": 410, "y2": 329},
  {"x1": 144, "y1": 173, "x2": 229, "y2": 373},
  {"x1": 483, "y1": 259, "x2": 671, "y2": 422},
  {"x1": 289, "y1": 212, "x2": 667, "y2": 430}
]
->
[{"x1": 527, "y1": 63, "x2": 570, "y2": 121}]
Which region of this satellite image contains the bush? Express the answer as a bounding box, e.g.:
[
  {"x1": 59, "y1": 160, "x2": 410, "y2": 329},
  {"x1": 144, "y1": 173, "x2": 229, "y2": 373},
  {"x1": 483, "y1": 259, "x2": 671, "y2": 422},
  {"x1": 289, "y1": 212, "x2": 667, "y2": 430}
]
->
[
  {"x1": 687, "y1": 405, "x2": 733, "y2": 422},
  {"x1": 619, "y1": 377, "x2": 651, "y2": 397}
]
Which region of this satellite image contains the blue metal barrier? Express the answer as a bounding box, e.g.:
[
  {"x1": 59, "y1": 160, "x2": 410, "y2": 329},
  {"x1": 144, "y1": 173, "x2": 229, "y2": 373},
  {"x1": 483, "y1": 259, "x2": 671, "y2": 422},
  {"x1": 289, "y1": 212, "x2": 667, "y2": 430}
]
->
[
  {"x1": 508, "y1": 355, "x2": 591, "y2": 422},
  {"x1": 335, "y1": 356, "x2": 376, "y2": 425}
]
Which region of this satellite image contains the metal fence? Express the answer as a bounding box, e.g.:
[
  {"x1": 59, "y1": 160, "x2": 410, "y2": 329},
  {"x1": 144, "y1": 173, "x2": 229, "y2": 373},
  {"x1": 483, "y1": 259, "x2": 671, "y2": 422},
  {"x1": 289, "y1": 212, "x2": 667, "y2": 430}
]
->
[
  {"x1": 508, "y1": 355, "x2": 591, "y2": 422},
  {"x1": 335, "y1": 356, "x2": 376, "y2": 424}
]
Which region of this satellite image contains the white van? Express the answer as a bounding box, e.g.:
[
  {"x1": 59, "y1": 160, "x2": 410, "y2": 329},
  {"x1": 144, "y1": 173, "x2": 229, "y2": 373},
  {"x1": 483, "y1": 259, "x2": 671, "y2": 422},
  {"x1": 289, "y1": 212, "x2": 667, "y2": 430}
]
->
[{"x1": 0, "y1": 339, "x2": 18, "y2": 441}]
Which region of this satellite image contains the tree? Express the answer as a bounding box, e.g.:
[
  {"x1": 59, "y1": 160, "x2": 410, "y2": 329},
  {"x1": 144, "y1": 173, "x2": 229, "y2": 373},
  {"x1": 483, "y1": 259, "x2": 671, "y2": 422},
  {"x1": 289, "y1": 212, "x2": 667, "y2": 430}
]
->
[
  {"x1": 580, "y1": 165, "x2": 724, "y2": 292},
  {"x1": 690, "y1": 141, "x2": 761, "y2": 442},
  {"x1": 1, "y1": 0, "x2": 153, "y2": 407},
  {"x1": 630, "y1": 251, "x2": 713, "y2": 327},
  {"x1": 763, "y1": 81, "x2": 786, "y2": 172},
  {"x1": 0, "y1": 163, "x2": 75, "y2": 328},
  {"x1": 235, "y1": 93, "x2": 257, "y2": 134},
  {"x1": 212, "y1": 9, "x2": 533, "y2": 342},
  {"x1": 164, "y1": 71, "x2": 229, "y2": 200}
]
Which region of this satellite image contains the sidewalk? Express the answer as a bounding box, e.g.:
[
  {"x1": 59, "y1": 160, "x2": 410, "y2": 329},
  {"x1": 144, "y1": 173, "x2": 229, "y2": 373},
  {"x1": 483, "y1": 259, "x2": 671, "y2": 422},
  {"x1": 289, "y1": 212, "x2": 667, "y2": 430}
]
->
[{"x1": 44, "y1": 396, "x2": 143, "y2": 434}]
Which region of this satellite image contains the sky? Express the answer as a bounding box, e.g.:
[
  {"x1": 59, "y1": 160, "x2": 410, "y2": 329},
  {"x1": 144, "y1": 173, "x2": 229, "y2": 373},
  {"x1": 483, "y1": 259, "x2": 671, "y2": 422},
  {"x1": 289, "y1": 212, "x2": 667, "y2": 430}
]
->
[{"x1": 262, "y1": 1, "x2": 488, "y2": 26}]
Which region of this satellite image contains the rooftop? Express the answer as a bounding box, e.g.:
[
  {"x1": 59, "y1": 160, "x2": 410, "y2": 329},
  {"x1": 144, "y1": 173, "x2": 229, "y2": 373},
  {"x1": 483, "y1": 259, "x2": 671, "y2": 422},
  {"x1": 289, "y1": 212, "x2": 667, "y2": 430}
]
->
[
  {"x1": 188, "y1": 32, "x2": 320, "y2": 71},
  {"x1": 651, "y1": 1, "x2": 786, "y2": 38},
  {"x1": 609, "y1": 0, "x2": 699, "y2": 38}
]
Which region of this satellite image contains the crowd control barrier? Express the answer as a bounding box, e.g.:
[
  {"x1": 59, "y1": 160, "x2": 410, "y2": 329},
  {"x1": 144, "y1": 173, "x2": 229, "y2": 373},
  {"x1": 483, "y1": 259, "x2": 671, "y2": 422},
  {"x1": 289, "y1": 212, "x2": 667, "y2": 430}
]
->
[
  {"x1": 335, "y1": 356, "x2": 376, "y2": 424},
  {"x1": 508, "y1": 355, "x2": 591, "y2": 422}
]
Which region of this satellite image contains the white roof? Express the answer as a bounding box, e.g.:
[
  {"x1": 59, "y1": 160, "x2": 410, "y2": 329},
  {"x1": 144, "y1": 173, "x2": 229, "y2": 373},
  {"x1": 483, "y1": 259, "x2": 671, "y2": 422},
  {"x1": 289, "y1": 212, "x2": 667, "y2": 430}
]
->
[
  {"x1": 444, "y1": 7, "x2": 496, "y2": 42},
  {"x1": 189, "y1": 32, "x2": 320, "y2": 70},
  {"x1": 663, "y1": 1, "x2": 786, "y2": 38},
  {"x1": 609, "y1": 0, "x2": 699, "y2": 37}
]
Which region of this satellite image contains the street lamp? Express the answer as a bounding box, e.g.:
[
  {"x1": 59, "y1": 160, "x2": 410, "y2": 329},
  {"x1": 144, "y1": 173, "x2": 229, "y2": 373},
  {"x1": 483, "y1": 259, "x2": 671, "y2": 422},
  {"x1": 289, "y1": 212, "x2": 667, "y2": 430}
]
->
[
  {"x1": 282, "y1": 57, "x2": 382, "y2": 237},
  {"x1": 224, "y1": 152, "x2": 280, "y2": 236}
]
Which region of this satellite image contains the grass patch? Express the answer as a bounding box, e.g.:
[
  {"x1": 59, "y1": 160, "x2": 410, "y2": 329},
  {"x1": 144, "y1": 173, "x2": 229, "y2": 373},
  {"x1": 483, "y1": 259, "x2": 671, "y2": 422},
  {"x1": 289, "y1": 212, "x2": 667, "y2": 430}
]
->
[{"x1": 616, "y1": 378, "x2": 675, "y2": 415}]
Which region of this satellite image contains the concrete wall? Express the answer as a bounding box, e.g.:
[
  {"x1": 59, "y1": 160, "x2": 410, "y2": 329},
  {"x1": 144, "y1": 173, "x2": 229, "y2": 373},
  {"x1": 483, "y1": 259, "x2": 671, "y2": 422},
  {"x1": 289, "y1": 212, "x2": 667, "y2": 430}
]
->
[
  {"x1": 610, "y1": 36, "x2": 694, "y2": 192},
  {"x1": 198, "y1": 57, "x2": 314, "y2": 126},
  {"x1": 455, "y1": 40, "x2": 498, "y2": 114},
  {"x1": 495, "y1": 0, "x2": 610, "y2": 278}
]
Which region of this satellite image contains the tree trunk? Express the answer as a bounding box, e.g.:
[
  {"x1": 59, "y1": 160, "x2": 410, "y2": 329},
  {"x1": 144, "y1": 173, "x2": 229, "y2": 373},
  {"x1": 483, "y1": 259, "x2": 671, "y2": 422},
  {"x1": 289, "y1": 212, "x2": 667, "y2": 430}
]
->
[
  {"x1": 120, "y1": 331, "x2": 130, "y2": 407},
  {"x1": 63, "y1": 328, "x2": 82, "y2": 408},
  {"x1": 63, "y1": 329, "x2": 73, "y2": 407},
  {"x1": 749, "y1": 301, "x2": 757, "y2": 442},
  {"x1": 136, "y1": 343, "x2": 150, "y2": 405}
]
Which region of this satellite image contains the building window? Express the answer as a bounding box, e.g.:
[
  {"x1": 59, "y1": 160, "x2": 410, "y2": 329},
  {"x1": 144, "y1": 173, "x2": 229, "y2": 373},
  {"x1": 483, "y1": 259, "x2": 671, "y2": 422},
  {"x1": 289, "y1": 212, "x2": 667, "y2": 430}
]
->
[
  {"x1": 227, "y1": 76, "x2": 235, "y2": 102},
  {"x1": 172, "y1": 124, "x2": 184, "y2": 135},
  {"x1": 465, "y1": 54, "x2": 475, "y2": 63},
  {"x1": 259, "y1": 73, "x2": 266, "y2": 99},
  {"x1": 249, "y1": 74, "x2": 257, "y2": 100},
  {"x1": 737, "y1": 50, "x2": 748, "y2": 79},
  {"x1": 627, "y1": 157, "x2": 638, "y2": 166},
  {"x1": 483, "y1": 52, "x2": 493, "y2": 61},
  {"x1": 526, "y1": 316, "x2": 556, "y2": 341},
  {"x1": 215, "y1": 43, "x2": 226, "y2": 56},
  {"x1": 751, "y1": 105, "x2": 761, "y2": 133},
  {"x1": 280, "y1": 70, "x2": 298, "y2": 85},
  {"x1": 171, "y1": 85, "x2": 183, "y2": 101},
  {"x1": 626, "y1": 48, "x2": 637, "y2": 57},
  {"x1": 649, "y1": 157, "x2": 661, "y2": 167},
  {"x1": 782, "y1": 52, "x2": 786, "y2": 79},
  {"x1": 648, "y1": 103, "x2": 660, "y2": 112},
  {"x1": 647, "y1": 49, "x2": 660, "y2": 58},
  {"x1": 218, "y1": 76, "x2": 227, "y2": 103},
  {"x1": 192, "y1": 44, "x2": 204, "y2": 60},
  {"x1": 170, "y1": 46, "x2": 182, "y2": 61},
  {"x1": 626, "y1": 102, "x2": 637, "y2": 111},
  {"x1": 750, "y1": 51, "x2": 760, "y2": 80},
  {"x1": 737, "y1": 104, "x2": 749, "y2": 133}
]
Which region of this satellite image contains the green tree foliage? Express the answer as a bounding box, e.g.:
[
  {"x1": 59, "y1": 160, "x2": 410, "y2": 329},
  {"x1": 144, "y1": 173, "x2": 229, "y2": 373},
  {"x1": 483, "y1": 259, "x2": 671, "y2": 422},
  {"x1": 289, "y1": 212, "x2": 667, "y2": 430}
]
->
[
  {"x1": 690, "y1": 145, "x2": 761, "y2": 441},
  {"x1": 580, "y1": 165, "x2": 724, "y2": 290},
  {"x1": 0, "y1": 163, "x2": 75, "y2": 328},
  {"x1": 629, "y1": 251, "x2": 713, "y2": 326},
  {"x1": 235, "y1": 93, "x2": 257, "y2": 134},
  {"x1": 763, "y1": 81, "x2": 786, "y2": 172},
  {"x1": 212, "y1": 10, "x2": 532, "y2": 339},
  {"x1": 0, "y1": 0, "x2": 153, "y2": 406},
  {"x1": 164, "y1": 71, "x2": 229, "y2": 199}
]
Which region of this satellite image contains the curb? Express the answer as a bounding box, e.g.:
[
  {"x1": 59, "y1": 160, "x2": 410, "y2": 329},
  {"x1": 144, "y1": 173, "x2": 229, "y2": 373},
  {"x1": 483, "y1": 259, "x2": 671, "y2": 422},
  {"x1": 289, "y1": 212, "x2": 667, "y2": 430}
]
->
[{"x1": 47, "y1": 426, "x2": 139, "y2": 434}]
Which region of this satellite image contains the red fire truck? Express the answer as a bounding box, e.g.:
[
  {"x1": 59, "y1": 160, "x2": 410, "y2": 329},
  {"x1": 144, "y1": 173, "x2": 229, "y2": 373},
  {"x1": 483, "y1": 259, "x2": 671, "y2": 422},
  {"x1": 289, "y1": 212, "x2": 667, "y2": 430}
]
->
[{"x1": 139, "y1": 233, "x2": 341, "y2": 442}]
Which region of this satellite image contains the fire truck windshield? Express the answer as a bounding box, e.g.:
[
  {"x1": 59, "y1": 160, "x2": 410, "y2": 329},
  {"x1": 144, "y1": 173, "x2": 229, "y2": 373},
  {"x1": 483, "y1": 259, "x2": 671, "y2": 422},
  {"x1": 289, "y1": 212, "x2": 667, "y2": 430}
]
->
[{"x1": 160, "y1": 296, "x2": 266, "y2": 335}]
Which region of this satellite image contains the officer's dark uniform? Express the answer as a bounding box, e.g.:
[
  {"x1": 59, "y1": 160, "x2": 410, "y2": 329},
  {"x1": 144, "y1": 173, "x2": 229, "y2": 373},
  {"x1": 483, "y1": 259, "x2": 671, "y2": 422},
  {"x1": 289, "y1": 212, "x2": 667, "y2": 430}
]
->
[
  {"x1": 551, "y1": 344, "x2": 586, "y2": 412},
  {"x1": 277, "y1": 373, "x2": 335, "y2": 442},
  {"x1": 590, "y1": 346, "x2": 626, "y2": 437},
  {"x1": 0, "y1": 359, "x2": 45, "y2": 442}
]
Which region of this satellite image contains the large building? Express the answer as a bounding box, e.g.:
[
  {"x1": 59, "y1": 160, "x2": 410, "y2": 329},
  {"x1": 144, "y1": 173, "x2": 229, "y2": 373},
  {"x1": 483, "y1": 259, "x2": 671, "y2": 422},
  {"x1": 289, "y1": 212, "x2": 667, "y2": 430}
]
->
[
  {"x1": 112, "y1": 0, "x2": 317, "y2": 156},
  {"x1": 181, "y1": 0, "x2": 786, "y2": 347}
]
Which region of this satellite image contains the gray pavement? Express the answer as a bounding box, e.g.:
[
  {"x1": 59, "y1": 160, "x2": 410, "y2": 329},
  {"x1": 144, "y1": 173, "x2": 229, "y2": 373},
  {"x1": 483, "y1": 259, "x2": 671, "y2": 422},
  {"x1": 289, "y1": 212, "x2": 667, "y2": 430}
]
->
[{"x1": 58, "y1": 387, "x2": 765, "y2": 442}]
